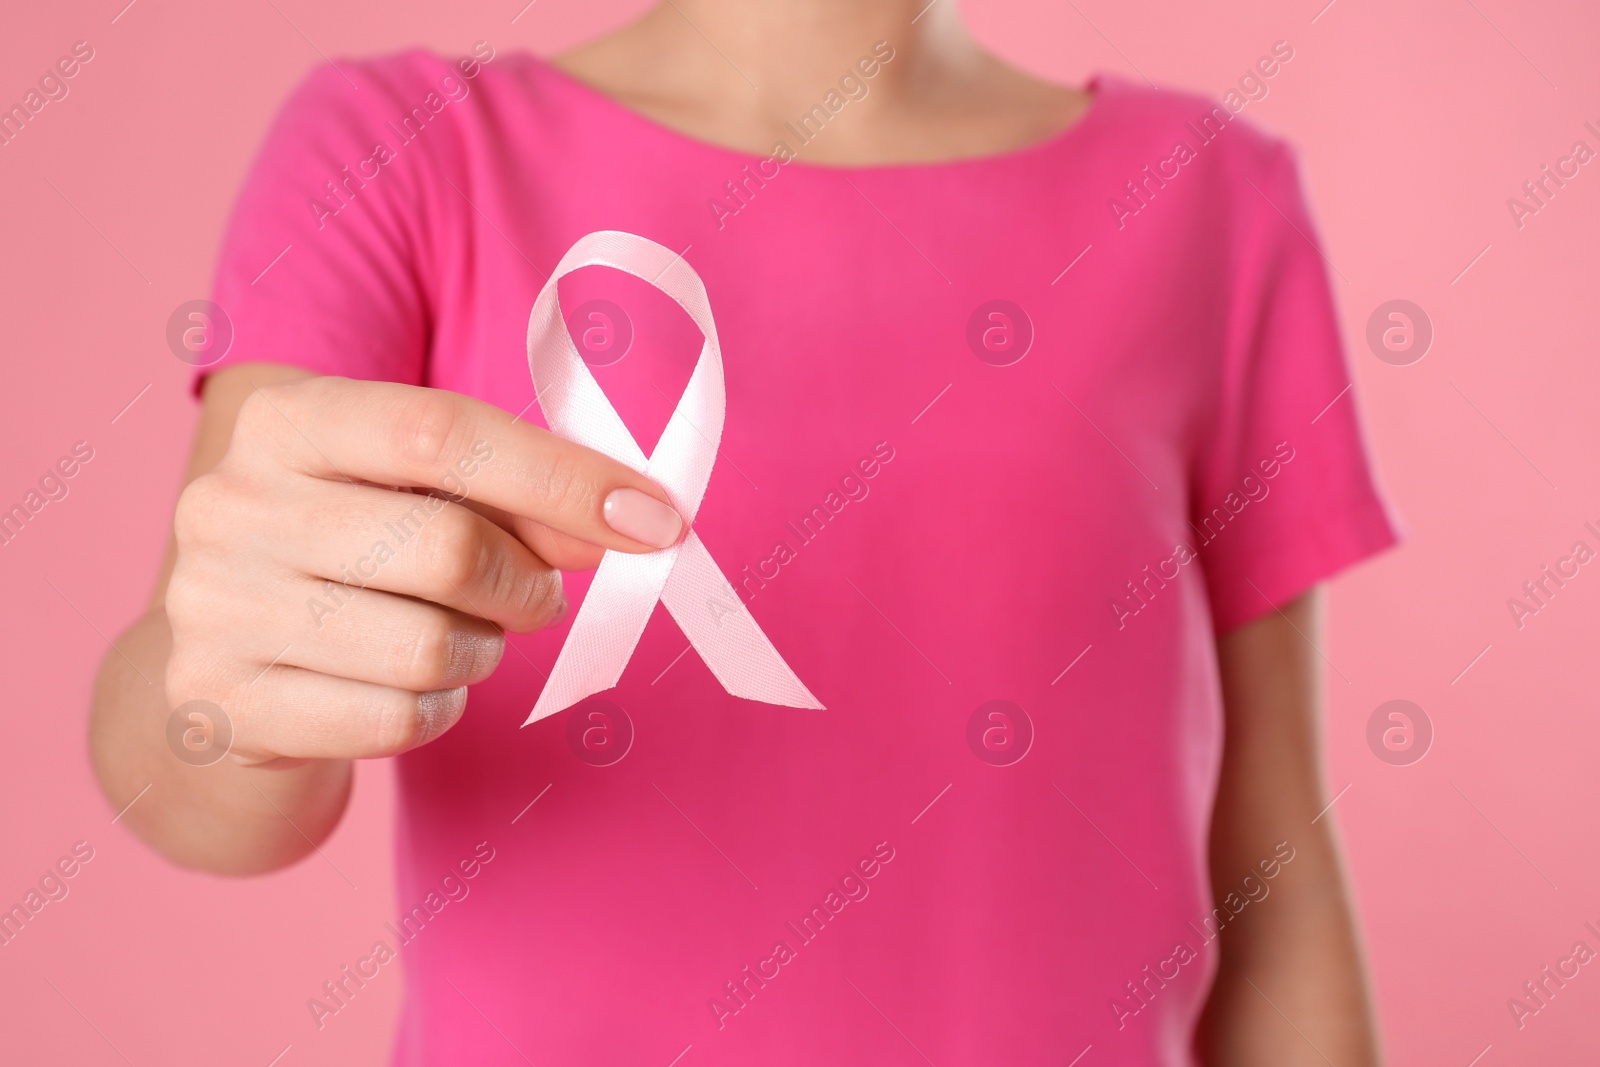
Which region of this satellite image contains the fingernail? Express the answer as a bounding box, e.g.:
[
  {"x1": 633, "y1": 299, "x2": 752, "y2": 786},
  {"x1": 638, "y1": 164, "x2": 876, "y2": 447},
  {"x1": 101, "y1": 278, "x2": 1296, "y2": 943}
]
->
[
  {"x1": 602, "y1": 487, "x2": 684, "y2": 549},
  {"x1": 446, "y1": 631, "x2": 504, "y2": 684},
  {"x1": 418, "y1": 686, "x2": 468, "y2": 742}
]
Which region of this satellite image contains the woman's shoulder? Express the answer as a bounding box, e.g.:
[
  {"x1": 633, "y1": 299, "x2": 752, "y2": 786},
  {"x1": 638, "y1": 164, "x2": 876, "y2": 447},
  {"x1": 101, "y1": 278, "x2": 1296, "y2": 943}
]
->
[
  {"x1": 1091, "y1": 72, "x2": 1296, "y2": 177},
  {"x1": 249, "y1": 45, "x2": 575, "y2": 202},
  {"x1": 279, "y1": 44, "x2": 530, "y2": 118}
]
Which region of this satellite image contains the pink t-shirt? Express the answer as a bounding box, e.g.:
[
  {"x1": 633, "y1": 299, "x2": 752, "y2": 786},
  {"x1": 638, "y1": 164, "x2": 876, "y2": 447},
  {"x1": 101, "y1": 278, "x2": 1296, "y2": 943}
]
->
[{"x1": 204, "y1": 48, "x2": 1397, "y2": 1066}]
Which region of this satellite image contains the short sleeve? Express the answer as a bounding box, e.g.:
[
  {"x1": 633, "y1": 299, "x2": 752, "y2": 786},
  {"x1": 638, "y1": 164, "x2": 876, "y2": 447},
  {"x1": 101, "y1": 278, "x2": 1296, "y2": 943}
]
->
[
  {"x1": 196, "y1": 61, "x2": 431, "y2": 392},
  {"x1": 1193, "y1": 143, "x2": 1400, "y2": 633}
]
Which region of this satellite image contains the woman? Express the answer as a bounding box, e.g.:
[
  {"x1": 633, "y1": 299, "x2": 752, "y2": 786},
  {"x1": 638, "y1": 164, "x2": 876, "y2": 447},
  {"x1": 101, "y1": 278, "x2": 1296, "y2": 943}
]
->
[{"x1": 90, "y1": 1, "x2": 1393, "y2": 1062}]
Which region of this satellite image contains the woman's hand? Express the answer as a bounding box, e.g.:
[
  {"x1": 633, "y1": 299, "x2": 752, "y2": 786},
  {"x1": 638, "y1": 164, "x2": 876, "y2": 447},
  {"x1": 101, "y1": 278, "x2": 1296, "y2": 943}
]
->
[
  {"x1": 166, "y1": 374, "x2": 683, "y2": 765},
  {"x1": 91, "y1": 367, "x2": 683, "y2": 872}
]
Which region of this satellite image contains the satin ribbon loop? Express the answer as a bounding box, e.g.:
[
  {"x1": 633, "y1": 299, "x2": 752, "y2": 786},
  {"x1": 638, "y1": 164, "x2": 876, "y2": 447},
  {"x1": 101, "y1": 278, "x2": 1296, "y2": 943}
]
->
[{"x1": 522, "y1": 231, "x2": 824, "y2": 724}]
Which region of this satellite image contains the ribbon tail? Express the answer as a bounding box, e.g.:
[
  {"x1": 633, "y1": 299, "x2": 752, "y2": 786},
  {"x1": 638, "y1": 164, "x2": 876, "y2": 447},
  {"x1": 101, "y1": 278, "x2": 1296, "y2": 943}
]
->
[
  {"x1": 661, "y1": 532, "x2": 825, "y2": 710},
  {"x1": 524, "y1": 548, "x2": 678, "y2": 725}
]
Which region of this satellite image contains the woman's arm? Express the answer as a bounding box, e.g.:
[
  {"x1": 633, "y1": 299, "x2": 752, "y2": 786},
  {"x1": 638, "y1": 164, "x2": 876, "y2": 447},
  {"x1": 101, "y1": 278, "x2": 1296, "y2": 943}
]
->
[
  {"x1": 89, "y1": 365, "x2": 682, "y2": 875},
  {"x1": 1196, "y1": 589, "x2": 1385, "y2": 1065},
  {"x1": 89, "y1": 363, "x2": 350, "y2": 875}
]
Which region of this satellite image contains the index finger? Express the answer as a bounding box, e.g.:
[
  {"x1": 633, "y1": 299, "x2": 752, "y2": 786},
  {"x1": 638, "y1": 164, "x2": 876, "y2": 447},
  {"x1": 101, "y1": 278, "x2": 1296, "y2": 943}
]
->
[{"x1": 241, "y1": 376, "x2": 685, "y2": 553}]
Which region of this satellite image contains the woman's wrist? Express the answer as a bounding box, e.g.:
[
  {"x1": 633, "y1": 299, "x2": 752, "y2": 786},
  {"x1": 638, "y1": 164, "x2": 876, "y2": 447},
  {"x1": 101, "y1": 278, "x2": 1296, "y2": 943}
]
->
[{"x1": 90, "y1": 610, "x2": 354, "y2": 875}]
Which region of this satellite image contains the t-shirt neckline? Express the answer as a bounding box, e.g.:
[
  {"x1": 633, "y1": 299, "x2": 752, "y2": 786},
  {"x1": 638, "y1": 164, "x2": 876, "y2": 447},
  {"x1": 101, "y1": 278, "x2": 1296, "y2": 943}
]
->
[{"x1": 519, "y1": 50, "x2": 1110, "y2": 175}]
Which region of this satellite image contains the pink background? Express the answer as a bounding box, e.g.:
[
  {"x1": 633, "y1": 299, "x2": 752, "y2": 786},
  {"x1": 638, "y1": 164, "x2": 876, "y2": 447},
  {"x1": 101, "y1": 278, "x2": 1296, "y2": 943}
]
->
[{"x1": 2, "y1": 0, "x2": 1596, "y2": 1063}]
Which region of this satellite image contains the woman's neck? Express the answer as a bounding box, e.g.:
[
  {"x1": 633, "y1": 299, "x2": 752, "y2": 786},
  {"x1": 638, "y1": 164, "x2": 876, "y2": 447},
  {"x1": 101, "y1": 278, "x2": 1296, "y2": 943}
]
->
[{"x1": 554, "y1": 0, "x2": 1089, "y2": 166}]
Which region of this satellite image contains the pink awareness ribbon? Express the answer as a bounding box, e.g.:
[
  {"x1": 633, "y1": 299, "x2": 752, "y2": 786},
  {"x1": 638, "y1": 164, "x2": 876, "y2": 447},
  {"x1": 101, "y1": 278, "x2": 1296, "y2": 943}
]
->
[{"x1": 522, "y1": 231, "x2": 825, "y2": 725}]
